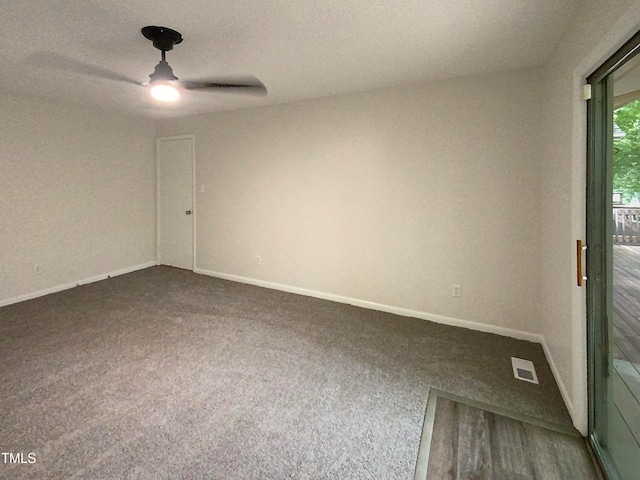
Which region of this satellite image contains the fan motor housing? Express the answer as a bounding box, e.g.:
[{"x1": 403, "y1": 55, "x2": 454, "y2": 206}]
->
[{"x1": 149, "y1": 60, "x2": 177, "y2": 82}]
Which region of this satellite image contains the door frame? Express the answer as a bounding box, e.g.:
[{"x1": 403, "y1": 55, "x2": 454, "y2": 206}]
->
[
  {"x1": 586, "y1": 64, "x2": 615, "y2": 480},
  {"x1": 586, "y1": 29, "x2": 640, "y2": 479},
  {"x1": 156, "y1": 134, "x2": 196, "y2": 270}
]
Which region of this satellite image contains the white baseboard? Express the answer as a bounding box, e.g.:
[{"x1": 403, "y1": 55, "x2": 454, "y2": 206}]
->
[
  {"x1": 0, "y1": 261, "x2": 156, "y2": 308},
  {"x1": 198, "y1": 269, "x2": 587, "y2": 431},
  {"x1": 540, "y1": 337, "x2": 584, "y2": 435},
  {"x1": 194, "y1": 268, "x2": 543, "y2": 344},
  {"x1": 4, "y1": 263, "x2": 582, "y2": 433}
]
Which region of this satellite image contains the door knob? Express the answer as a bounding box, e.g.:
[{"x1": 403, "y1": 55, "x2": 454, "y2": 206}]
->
[{"x1": 185, "y1": 210, "x2": 192, "y2": 215}]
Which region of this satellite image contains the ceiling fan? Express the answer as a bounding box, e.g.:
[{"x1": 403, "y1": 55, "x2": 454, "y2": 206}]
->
[{"x1": 140, "y1": 25, "x2": 266, "y2": 102}]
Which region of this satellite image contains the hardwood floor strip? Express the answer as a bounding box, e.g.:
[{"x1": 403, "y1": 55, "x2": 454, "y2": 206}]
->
[
  {"x1": 418, "y1": 391, "x2": 599, "y2": 480},
  {"x1": 455, "y1": 403, "x2": 493, "y2": 479},
  {"x1": 432, "y1": 390, "x2": 578, "y2": 437},
  {"x1": 490, "y1": 412, "x2": 534, "y2": 479},
  {"x1": 426, "y1": 396, "x2": 458, "y2": 479},
  {"x1": 523, "y1": 422, "x2": 597, "y2": 480}
]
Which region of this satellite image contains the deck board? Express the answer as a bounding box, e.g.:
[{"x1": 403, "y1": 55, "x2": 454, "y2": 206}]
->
[
  {"x1": 613, "y1": 245, "x2": 640, "y2": 420},
  {"x1": 614, "y1": 245, "x2": 640, "y2": 360}
]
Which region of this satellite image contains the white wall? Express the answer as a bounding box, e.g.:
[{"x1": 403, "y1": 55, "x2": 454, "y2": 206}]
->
[
  {"x1": 157, "y1": 68, "x2": 544, "y2": 338},
  {"x1": 0, "y1": 94, "x2": 157, "y2": 305},
  {"x1": 541, "y1": 0, "x2": 640, "y2": 435},
  {"x1": 3, "y1": 1, "x2": 638, "y2": 438}
]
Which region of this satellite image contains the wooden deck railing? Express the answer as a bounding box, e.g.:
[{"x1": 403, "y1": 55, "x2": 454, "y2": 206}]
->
[{"x1": 614, "y1": 207, "x2": 640, "y2": 244}]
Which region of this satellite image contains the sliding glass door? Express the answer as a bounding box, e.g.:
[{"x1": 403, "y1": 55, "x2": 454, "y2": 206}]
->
[{"x1": 587, "y1": 30, "x2": 640, "y2": 480}]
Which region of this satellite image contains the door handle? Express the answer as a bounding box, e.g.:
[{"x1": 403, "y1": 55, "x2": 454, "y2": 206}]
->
[
  {"x1": 577, "y1": 240, "x2": 587, "y2": 286},
  {"x1": 185, "y1": 210, "x2": 192, "y2": 215}
]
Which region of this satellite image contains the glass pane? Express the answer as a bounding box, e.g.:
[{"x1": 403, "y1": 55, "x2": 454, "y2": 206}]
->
[{"x1": 607, "y1": 60, "x2": 640, "y2": 479}]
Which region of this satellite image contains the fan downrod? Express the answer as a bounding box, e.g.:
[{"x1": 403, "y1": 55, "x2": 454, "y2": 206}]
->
[{"x1": 141, "y1": 26, "x2": 183, "y2": 52}]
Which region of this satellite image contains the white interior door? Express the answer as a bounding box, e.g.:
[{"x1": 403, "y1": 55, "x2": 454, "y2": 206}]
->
[{"x1": 157, "y1": 135, "x2": 194, "y2": 270}]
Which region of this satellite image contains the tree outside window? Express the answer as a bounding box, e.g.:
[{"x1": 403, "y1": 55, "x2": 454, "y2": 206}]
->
[{"x1": 614, "y1": 99, "x2": 640, "y2": 204}]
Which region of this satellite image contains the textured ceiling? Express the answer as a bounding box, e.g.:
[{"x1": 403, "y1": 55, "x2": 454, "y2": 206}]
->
[{"x1": 0, "y1": 0, "x2": 580, "y2": 118}]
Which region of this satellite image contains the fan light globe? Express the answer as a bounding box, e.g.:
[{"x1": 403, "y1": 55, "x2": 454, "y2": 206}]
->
[{"x1": 150, "y1": 82, "x2": 179, "y2": 102}]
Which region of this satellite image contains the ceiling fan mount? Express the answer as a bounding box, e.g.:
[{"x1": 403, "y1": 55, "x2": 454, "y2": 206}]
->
[
  {"x1": 142, "y1": 26, "x2": 182, "y2": 82},
  {"x1": 141, "y1": 26, "x2": 183, "y2": 53}
]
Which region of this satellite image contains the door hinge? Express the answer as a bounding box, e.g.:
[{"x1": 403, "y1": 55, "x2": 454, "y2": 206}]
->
[{"x1": 582, "y1": 84, "x2": 592, "y2": 100}]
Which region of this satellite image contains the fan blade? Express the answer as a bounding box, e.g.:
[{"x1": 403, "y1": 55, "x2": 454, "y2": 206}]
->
[
  {"x1": 25, "y1": 52, "x2": 143, "y2": 86},
  {"x1": 180, "y1": 76, "x2": 267, "y2": 95}
]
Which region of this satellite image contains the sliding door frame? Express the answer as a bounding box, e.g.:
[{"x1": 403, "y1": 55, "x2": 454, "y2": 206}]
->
[{"x1": 586, "y1": 28, "x2": 640, "y2": 480}]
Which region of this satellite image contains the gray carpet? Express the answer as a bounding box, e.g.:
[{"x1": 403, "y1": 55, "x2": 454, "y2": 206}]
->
[{"x1": 0, "y1": 266, "x2": 573, "y2": 479}]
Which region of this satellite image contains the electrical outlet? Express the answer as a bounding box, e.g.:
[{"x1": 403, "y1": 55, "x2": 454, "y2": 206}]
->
[
  {"x1": 452, "y1": 284, "x2": 461, "y2": 297},
  {"x1": 256, "y1": 255, "x2": 261, "y2": 265},
  {"x1": 34, "y1": 265, "x2": 42, "y2": 275}
]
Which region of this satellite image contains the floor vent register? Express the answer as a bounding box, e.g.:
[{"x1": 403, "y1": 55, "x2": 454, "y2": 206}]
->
[{"x1": 511, "y1": 357, "x2": 539, "y2": 384}]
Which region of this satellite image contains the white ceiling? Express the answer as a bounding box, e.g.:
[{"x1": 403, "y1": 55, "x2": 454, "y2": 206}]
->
[{"x1": 0, "y1": 0, "x2": 580, "y2": 119}]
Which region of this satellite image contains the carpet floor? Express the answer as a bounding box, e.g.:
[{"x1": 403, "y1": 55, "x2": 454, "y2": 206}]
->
[{"x1": 0, "y1": 266, "x2": 573, "y2": 479}]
